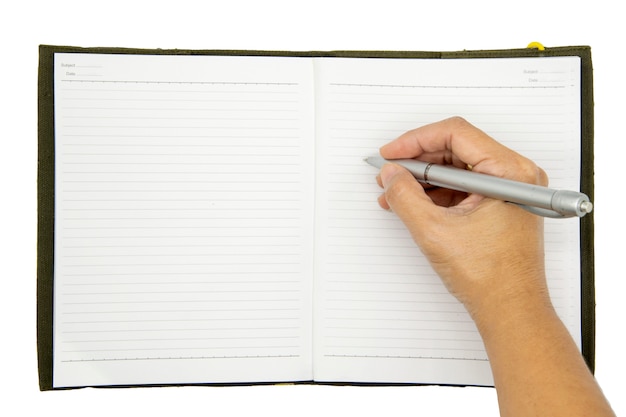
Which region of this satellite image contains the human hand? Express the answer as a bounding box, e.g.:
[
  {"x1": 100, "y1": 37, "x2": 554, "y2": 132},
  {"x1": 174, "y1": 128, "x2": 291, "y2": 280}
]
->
[{"x1": 376, "y1": 117, "x2": 550, "y2": 319}]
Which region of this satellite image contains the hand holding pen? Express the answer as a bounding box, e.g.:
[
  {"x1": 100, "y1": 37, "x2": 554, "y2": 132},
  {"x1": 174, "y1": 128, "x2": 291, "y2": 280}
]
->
[
  {"x1": 369, "y1": 117, "x2": 551, "y2": 308},
  {"x1": 368, "y1": 117, "x2": 613, "y2": 417}
]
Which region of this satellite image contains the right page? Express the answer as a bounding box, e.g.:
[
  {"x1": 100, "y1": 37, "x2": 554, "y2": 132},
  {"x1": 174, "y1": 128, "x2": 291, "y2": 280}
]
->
[{"x1": 313, "y1": 55, "x2": 582, "y2": 386}]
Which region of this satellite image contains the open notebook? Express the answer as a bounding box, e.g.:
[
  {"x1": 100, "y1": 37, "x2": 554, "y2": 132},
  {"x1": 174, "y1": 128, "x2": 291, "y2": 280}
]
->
[{"x1": 37, "y1": 46, "x2": 594, "y2": 390}]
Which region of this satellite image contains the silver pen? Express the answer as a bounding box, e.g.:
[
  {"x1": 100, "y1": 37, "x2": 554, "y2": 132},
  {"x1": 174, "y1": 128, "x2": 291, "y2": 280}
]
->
[{"x1": 365, "y1": 156, "x2": 593, "y2": 218}]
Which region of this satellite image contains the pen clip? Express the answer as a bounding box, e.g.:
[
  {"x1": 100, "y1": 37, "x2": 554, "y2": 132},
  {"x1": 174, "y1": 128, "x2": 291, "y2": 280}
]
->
[{"x1": 513, "y1": 203, "x2": 569, "y2": 219}]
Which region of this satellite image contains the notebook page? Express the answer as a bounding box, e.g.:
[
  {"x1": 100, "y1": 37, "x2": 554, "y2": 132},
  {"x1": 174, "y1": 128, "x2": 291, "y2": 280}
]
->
[
  {"x1": 53, "y1": 53, "x2": 315, "y2": 387},
  {"x1": 313, "y1": 56, "x2": 581, "y2": 385}
]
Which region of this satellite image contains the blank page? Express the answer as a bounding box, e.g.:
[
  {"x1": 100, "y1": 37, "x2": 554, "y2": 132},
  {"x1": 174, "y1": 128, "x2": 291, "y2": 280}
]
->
[
  {"x1": 52, "y1": 54, "x2": 316, "y2": 387},
  {"x1": 312, "y1": 56, "x2": 582, "y2": 385}
]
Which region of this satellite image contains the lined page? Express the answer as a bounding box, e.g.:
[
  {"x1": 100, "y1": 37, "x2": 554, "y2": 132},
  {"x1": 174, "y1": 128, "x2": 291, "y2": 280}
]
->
[
  {"x1": 53, "y1": 54, "x2": 315, "y2": 387},
  {"x1": 313, "y1": 57, "x2": 581, "y2": 385}
]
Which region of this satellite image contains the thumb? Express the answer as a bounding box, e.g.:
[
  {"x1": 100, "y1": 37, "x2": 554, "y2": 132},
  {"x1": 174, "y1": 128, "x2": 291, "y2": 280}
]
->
[{"x1": 380, "y1": 163, "x2": 440, "y2": 232}]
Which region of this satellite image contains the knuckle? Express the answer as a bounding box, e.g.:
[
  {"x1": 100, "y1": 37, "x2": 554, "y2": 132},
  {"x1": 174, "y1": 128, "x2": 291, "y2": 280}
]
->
[
  {"x1": 446, "y1": 116, "x2": 470, "y2": 129},
  {"x1": 536, "y1": 166, "x2": 549, "y2": 186},
  {"x1": 515, "y1": 160, "x2": 549, "y2": 186}
]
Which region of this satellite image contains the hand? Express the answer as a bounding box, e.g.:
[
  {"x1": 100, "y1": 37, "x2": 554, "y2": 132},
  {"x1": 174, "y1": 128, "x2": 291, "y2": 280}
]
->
[
  {"x1": 378, "y1": 117, "x2": 616, "y2": 417},
  {"x1": 376, "y1": 117, "x2": 550, "y2": 318}
]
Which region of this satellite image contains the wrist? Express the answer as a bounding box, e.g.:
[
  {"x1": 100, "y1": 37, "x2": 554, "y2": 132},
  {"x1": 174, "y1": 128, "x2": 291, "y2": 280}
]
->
[{"x1": 465, "y1": 270, "x2": 555, "y2": 337}]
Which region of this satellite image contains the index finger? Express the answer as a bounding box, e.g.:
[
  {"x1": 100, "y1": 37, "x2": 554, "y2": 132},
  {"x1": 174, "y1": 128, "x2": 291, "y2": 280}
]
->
[
  {"x1": 380, "y1": 117, "x2": 502, "y2": 166},
  {"x1": 379, "y1": 117, "x2": 545, "y2": 184}
]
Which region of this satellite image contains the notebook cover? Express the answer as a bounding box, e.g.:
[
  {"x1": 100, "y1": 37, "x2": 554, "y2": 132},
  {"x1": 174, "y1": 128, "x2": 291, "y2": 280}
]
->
[{"x1": 37, "y1": 45, "x2": 594, "y2": 390}]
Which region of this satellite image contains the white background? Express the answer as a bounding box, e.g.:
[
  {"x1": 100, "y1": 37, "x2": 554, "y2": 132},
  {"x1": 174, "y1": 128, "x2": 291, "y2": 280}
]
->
[{"x1": 1, "y1": 1, "x2": 623, "y2": 415}]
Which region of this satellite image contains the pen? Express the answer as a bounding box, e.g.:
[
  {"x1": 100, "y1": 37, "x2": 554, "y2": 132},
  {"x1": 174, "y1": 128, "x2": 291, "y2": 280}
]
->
[{"x1": 365, "y1": 156, "x2": 593, "y2": 218}]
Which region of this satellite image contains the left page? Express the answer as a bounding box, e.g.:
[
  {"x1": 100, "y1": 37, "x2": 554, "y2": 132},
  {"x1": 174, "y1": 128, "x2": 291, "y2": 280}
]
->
[{"x1": 52, "y1": 53, "x2": 315, "y2": 388}]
